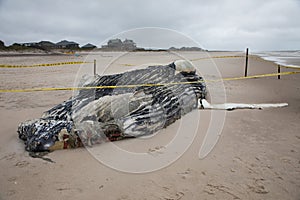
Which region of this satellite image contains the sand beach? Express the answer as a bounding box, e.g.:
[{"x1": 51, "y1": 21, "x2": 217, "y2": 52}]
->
[{"x1": 0, "y1": 51, "x2": 299, "y2": 199}]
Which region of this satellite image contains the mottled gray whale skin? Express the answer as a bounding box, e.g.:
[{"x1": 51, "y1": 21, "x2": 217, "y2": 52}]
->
[{"x1": 18, "y1": 61, "x2": 206, "y2": 152}]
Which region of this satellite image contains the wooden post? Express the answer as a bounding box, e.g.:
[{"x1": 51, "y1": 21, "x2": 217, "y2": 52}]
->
[
  {"x1": 244, "y1": 48, "x2": 249, "y2": 77},
  {"x1": 94, "y1": 59, "x2": 96, "y2": 76},
  {"x1": 278, "y1": 65, "x2": 281, "y2": 79}
]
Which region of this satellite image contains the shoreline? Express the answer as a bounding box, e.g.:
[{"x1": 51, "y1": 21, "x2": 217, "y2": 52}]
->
[{"x1": 252, "y1": 51, "x2": 300, "y2": 68}]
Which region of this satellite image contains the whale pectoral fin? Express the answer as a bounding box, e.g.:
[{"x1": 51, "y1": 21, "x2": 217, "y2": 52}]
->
[{"x1": 198, "y1": 99, "x2": 288, "y2": 110}]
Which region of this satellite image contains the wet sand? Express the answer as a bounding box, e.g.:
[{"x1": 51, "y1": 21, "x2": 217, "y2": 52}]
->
[{"x1": 0, "y1": 51, "x2": 299, "y2": 199}]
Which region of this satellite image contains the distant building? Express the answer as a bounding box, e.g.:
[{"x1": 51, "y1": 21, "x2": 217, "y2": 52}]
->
[
  {"x1": 81, "y1": 43, "x2": 97, "y2": 49},
  {"x1": 168, "y1": 46, "x2": 205, "y2": 51},
  {"x1": 169, "y1": 47, "x2": 177, "y2": 51},
  {"x1": 107, "y1": 39, "x2": 123, "y2": 48},
  {"x1": 8, "y1": 43, "x2": 30, "y2": 50},
  {"x1": 0, "y1": 40, "x2": 5, "y2": 49},
  {"x1": 56, "y1": 40, "x2": 79, "y2": 49},
  {"x1": 37, "y1": 41, "x2": 56, "y2": 49},
  {"x1": 101, "y1": 38, "x2": 137, "y2": 51},
  {"x1": 22, "y1": 42, "x2": 37, "y2": 47},
  {"x1": 20, "y1": 41, "x2": 57, "y2": 51},
  {"x1": 122, "y1": 39, "x2": 136, "y2": 50}
]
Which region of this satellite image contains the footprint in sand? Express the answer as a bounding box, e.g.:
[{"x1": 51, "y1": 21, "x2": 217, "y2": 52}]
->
[
  {"x1": 247, "y1": 179, "x2": 269, "y2": 194},
  {"x1": 204, "y1": 183, "x2": 241, "y2": 199},
  {"x1": 0, "y1": 153, "x2": 16, "y2": 161},
  {"x1": 162, "y1": 191, "x2": 185, "y2": 200},
  {"x1": 7, "y1": 177, "x2": 18, "y2": 185},
  {"x1": 148, "y1": 146, "x2": 165, "y2": 156},
  {"x1": 15, "y1": 160, "x2": 30, "y2": 168},
  {"x1": 117, "y1": 195, "x2": 129, "y2": 200},
  {"x1": 177, "y1": 168, "x2": 192, "y2": 179},
  {"x1": 6, "y1": 190, "x2": 16, "y2": 196}
]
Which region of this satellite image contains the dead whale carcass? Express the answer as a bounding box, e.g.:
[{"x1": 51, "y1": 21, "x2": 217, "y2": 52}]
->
[{"x1": 18, "y1": 60, "x2": 207, "y2": 152}]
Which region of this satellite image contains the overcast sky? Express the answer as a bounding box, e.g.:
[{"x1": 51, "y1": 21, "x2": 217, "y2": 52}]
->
[{"x1": 0, "y1": 0, "x2": 299, "y2": 51}]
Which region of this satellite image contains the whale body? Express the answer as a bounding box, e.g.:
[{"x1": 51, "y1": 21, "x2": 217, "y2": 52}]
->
[{"x1": 18, "y1": 60, "x2": 207, "y2": 152}]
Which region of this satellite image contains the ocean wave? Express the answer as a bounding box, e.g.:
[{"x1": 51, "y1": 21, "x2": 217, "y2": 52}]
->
[{"x1": 253, "y1": 51, "x2": 300, "y2": 68}]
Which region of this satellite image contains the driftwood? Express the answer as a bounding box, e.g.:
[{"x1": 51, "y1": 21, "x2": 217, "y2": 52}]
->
[{"x1": 18, "y1": 60, "x2": 206, "y2": 152}]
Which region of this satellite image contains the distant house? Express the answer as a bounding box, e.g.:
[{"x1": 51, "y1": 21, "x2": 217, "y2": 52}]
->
[
  {"x1": 168, "y1": 46, "x2": 205, "y2": 51},
  {"x1": 22, "y1": 42, "x2": 37, "y2": 47},
  {"x1": 8, "y1": 43, "x2": 30, "y2": 50},
  {"x1": 123, "y1": 39, "x2": 136, "y2": 50},
  {"x1": 19, "y1": 41, "x2": 57, "y2": 51},
  {"x1": 101, "y1": 38, "x2": 137, "y2": 50},
  {"x1": 107, "y1": 39, "x2": 123, "y2": 48},
  {"x1": 0, "y1": 40, "x2": 5, "y2": 49},
  {"x1": 37, "y1": 41, "x2": 56, "y2": 49},
  {"x1": 81, "y1": 43, "x2": 97, "y2": 49},
  {"x1": 169, "y1": 47, "x2": 177, "y2": 51},
  {"x1": 56, "y1": 40, "x2": 79, "y2": 49},
  {"x1": 179, "y1": 47, "x2": 204, "y2": 51}
]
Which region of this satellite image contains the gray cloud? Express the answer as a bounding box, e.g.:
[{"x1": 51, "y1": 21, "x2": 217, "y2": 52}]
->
[{"x1": 0, "y1": 0, "x2": 299, "y2": 50}]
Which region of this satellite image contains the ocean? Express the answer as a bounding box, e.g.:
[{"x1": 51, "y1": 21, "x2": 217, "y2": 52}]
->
[{"x1": 253, "y1": 51, "x2": 300, "y2": 68}]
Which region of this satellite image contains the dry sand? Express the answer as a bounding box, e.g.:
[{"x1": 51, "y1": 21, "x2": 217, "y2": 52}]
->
[{"x1": 0, "y1": 51, "x2": 299, "y2": 199}]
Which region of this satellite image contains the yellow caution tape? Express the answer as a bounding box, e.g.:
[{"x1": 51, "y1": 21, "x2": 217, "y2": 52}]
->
[
  {"x1": 191, "y1": 55, "x2": 244, "y2": 61},
  {"x1": 120, "y1": 56, "x2": 245, "y2": 66},
  {"x1": 0, "y1": 71, "x2": 299, "y2": 93},
  {"x1": 1, "y1": 54, "x2": 299, "y2": 92},
  {"x1": 0, "y1": 61, "x2": 91, "y2": 68},
  {"x1": 190, "y1": 54, "x2": 300, "y2": 70},
  {"x1": 121, "y1": 63, "x2": 136, "y2": 67},
  {"x1": 1, "y1": 55, "x2": 298, "y2": 71},
  {"x1": 120, "y1": 54, "x2": 299, "y2": 71},
  {"x1": 279, "y1": 65, "x2": 300, "y2": 70},
  {"x1": 221, "y1": 71, "x2": 300, "y2": 81}
]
